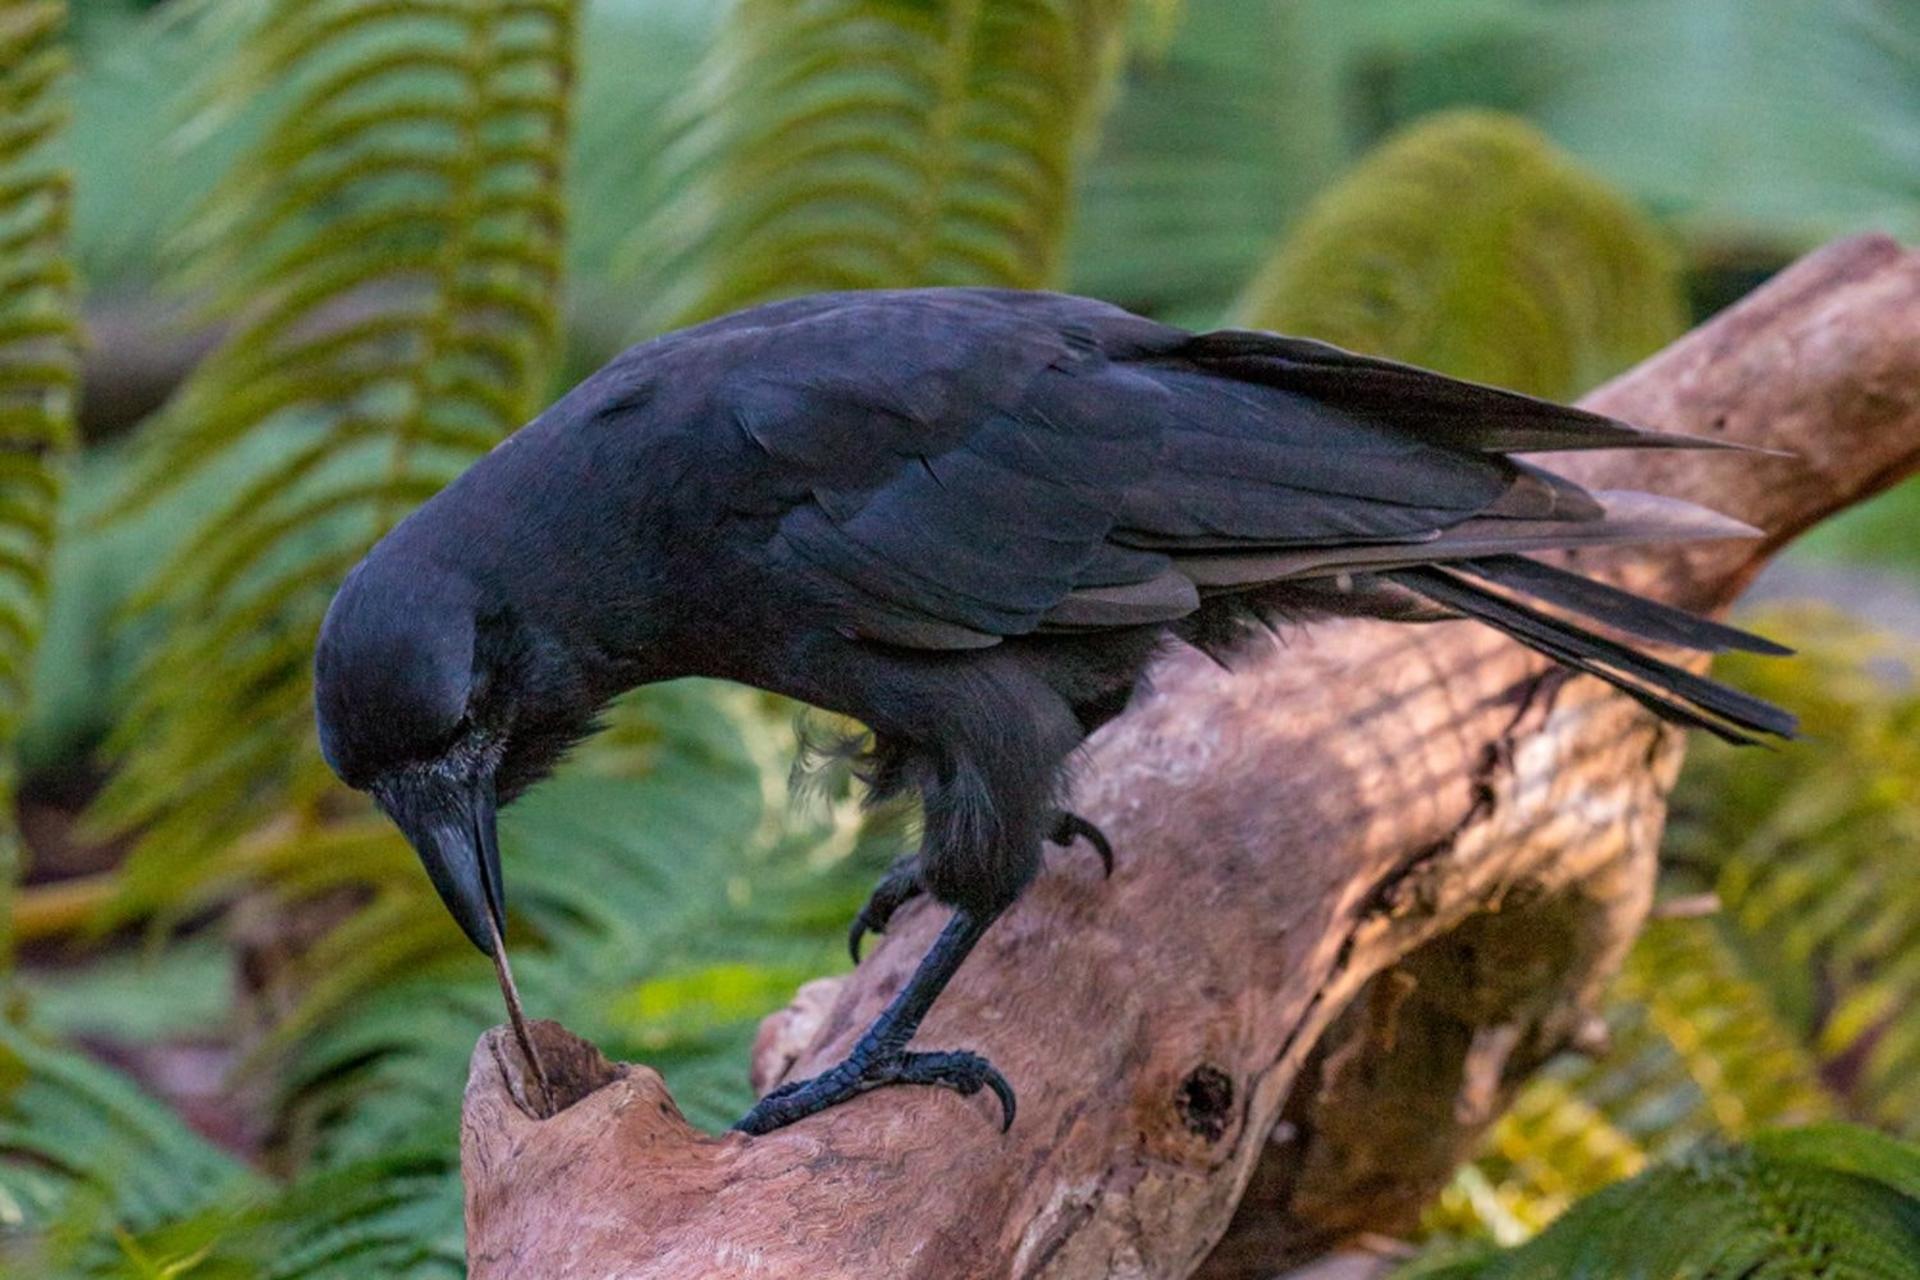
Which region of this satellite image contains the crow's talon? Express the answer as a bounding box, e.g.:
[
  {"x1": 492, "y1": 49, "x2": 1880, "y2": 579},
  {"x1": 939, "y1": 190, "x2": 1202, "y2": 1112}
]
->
[
  {"x1": 895, "y1": 1049, "x2": 1017, "y2": 1132},
  {"x1": 851, "y1": 816, "x2": 1115, "y2": 963},
  {"x1": 1050, "y1": 810, "x2": 1115, "y2": 878},
  {"x1": 734, "y1": 1047, "x2": 1015, "y2": 1136},
  {"x1": 848, "y1": 859, "x2": 925, "y2": 961}
]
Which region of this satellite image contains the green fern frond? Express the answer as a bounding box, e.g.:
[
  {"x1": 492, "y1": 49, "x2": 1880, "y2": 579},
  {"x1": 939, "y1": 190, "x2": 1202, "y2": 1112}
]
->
[
  {"x1": 1615, "y1": 917, "x2": 1838, "y2": 1138},
  {"x1": 1668, "y1": 608, "x2": 1920, "y2": 1136},
  {"x1": 91, "y1": 0, "x2": 577, "y2": 918},
  {"x1": 0, "y1": 1019, "x2": 261, "y2": 1277},
  {"x1": 1233, "y1": 109, "x2": 1686, "y2": 400},
  {"x1": 210, "y1": 1153, "x2": 463, "y2": 1280},
  {"x1": 1400, "y1": 1126, "x2": 1920, "y2": 1280},
  {"x1": 1440, "y1": 897, "x2": 1838, "y2": 1238},
  {"x1": 637, "y1": 0, "x2": 1135, "y2": 328},
  {"x1": 1423, "y1": 1077, "x2": 1649, "y2": 1241},
  {"x1": 0, "y1": 0, "x2": 77, "y2": 962}
]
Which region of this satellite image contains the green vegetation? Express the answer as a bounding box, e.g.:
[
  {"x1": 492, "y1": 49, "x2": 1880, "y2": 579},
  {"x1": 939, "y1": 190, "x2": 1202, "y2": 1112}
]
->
[
  {"x1": 1234, "y1": 110, "x2": 1685, "y2": 401},
  {"x1": 1413, "y1": 610, "x2": 1920, "y2": 1260},
  {"x1": 636, "y1": 0, "x2": 1138, "y2": 326},
  {"x1": 1407, "y1": 1127, "x2": 1920, "y2": 1280},
  {"x1": 0, "y1": 1, "x2": 1914, "y2": 1275},
  {"x1": 0, "y1": 0, "x2": 75, "y2": 964},
  {"x1": 96, "y1": 0, "x2": 578, "y2": 933}
]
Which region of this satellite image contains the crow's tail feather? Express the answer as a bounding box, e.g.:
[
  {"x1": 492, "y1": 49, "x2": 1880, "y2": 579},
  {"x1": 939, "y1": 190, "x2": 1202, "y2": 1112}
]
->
[
  {"x1": 1385, "y1": 564, "x2": 1797, "y2": 745},
  {"x1": 1447, "y1": 555, "x2": 1791, "y2": 657}
]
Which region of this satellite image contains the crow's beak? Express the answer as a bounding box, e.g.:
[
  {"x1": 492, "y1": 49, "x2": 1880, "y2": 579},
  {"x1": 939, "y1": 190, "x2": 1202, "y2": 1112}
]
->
[
  {"x1": 381, "y1": 771, "x2": 505, "y2": 956},
  {"x1": 377, "y1": 769, "x2": 555, "y2": 1114}
]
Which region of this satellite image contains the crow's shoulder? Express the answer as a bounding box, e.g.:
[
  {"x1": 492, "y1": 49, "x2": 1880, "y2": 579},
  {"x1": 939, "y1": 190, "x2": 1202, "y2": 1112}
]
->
[
  {"x1": 583, "y1": 289, "x2": 1181, "y2": 434},
  {"x1": 604, "y1": 291, "x2": 1193, "y2": 647}
]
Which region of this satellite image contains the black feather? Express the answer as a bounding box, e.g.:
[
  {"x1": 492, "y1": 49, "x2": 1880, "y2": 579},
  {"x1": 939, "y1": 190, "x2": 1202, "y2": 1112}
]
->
[
  {"x1": 1177, "y1": 330, "x2": 1773, "y2": 454},
  {"x1": 1450, "y1": 555, "x2": 1792, "y2": 656},
  {"x1": 1386, "y1": 566, "x2": 1797, "y2": 744}
]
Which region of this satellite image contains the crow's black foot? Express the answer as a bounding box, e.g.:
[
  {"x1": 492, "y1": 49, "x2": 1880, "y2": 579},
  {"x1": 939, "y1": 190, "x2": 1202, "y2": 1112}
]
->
[
  {"x1": 753, "y1": 908, "x2": 1006, "y2": 1135},
  {"x1": 848, "y1": 811, "x2": 1115, "y2": 961},
  {"x1": 734, "y1": 1047, "x2": 1016, "y2": 1136}
]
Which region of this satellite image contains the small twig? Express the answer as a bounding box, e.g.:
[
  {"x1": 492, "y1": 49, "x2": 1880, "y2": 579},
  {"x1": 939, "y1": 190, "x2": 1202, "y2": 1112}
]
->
[
  {"x1": 487, "y1": 918, "x2": 554, "y2": 1118},
  {"x1": 10, "y1": 872, "x2": 119, "y2": 943},
  {"x1": 1352, "y1": 1233, "x2": 1419, "y2": 1260},
  {"x1": 1648, "y1": 892, "x2": 1722, "y2": 921}
]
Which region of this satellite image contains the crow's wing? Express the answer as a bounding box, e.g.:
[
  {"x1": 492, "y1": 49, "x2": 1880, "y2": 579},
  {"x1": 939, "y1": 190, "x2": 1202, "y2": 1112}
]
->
[
  {"x1": 709, "y1": 290, "x2": 1186, "y2": 647},
  {"x1": 708, "y1": 289, "x2": 1738, "y2": 650}
]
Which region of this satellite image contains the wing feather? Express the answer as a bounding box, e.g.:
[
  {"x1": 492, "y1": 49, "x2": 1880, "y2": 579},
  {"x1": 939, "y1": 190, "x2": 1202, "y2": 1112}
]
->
[{"x1": 702, "y1": 289, "x2": 1750, "y2": 651}]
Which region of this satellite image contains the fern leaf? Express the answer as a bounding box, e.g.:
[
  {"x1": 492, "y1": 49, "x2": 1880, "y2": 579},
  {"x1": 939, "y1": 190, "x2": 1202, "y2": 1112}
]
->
[
  {"x1": 90, "y1": 0, "x2": 578, "y2": 918},
  {"x1": 1398, "y1": 1126, "x2": 1920, "y2": 1280},
  {"x1": 637, "y1": 0, "x2": 1135, "y2": 329},
  {"x1": 1614, "y1": 917, "x2": 1838, "y2": 1138},
  {"x1": 0, "y1": 0, "x2": 76, "y2": 964},
  {"x1": 1233, "y1": 109, "x2": 1685, "y2": 400},
  {"x1": 0, "y1": 1019, "x2": 261, "y2": 1277},
  {"x1": 1667, "y1": 609, "x2": 1920, "y2": 1137},
  {"x1": 1441, "y1": 918, "x2": 1839, "y2": 1240},
  {"x1": 219, "y1": 1153, "x2": 464, "y2": 1280}
]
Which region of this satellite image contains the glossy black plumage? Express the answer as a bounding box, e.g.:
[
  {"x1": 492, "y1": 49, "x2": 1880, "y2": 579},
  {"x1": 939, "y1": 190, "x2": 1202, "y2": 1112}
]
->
[{"x1": 314, "y1": 287, "x2": 1792, "y2": 1134}]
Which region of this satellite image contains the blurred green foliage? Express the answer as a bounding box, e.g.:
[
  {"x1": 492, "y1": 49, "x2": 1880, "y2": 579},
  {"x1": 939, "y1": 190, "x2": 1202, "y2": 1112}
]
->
[
  {"x1": 1404, "y1": 1126, "x2": 1920, "y2": 1280},
  {"x1": 0, "y1": 1020, "x2": 262, "y2": 1278},
  {"x1": 92, "y1": 0, "x2": 580, "y2": 932},
  {"x1": 0, "y1": 0, "x2": 76, "y2": 964},
  {"x1": 633, "y1": 0, "x2": 1137, "y2": 327},
  {"x1": 1233, "y1": 109, "x2": 1685, "y2": 400},
  {"x1": 1426, "y1": 611, "x2": 1920, "y2": 1250},
  {"x1": 0, "y1": 0, "x2": 1912, "y2": 1276}
]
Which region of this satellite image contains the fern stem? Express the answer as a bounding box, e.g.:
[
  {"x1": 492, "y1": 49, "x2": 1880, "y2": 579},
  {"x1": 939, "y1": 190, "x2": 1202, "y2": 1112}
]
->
[{"x1": 0, "y1": 0, "x2": 77, "y2": 971}]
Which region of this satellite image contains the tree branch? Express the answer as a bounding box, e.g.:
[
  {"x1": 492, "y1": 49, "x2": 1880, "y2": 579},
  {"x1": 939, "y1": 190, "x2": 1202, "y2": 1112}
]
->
[{"x1": 459, "y1": 235, "x2": 1920, "y2": 1280}]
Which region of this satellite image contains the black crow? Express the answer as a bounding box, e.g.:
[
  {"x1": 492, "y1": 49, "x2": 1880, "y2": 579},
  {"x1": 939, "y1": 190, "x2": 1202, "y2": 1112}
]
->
[{"x1": 313, "y1": 288, "x2": 1792, "y2": 1135}]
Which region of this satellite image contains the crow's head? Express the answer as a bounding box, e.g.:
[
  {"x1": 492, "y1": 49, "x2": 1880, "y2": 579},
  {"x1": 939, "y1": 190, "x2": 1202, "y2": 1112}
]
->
[{"x1": 314, "y1": 554, "x2": 519, "y2": 956}]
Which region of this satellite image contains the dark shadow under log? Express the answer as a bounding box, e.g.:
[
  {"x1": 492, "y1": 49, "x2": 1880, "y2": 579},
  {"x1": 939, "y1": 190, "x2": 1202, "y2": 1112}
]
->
[{"x1": 460, "y1": 235, "x2": 1920, "y2": 1280}]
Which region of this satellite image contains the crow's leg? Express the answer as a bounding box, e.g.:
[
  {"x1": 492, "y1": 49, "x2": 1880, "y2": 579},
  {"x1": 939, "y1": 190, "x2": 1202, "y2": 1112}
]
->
[
  {"x1": 736, "y1": 905, "x2": 1012, "y2": 1135},
  {"x1": 846, "y1": 809, "x2": 1114, "y2": 960},
  {"x1": 748, "y1": 657, "x2": 1088, "y2": 1135}
]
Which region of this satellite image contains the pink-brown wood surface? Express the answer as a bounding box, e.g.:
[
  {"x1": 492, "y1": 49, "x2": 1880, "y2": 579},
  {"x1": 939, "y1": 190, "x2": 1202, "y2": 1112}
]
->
[{"x1": 461, "y1": 236, "x2": 1920, "y2": 1280}]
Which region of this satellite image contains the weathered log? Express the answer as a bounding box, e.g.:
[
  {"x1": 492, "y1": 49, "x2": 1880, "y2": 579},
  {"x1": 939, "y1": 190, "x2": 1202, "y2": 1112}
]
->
[{"x1": 461, "y1": 235, "x2": 1920, "y2": 1280}]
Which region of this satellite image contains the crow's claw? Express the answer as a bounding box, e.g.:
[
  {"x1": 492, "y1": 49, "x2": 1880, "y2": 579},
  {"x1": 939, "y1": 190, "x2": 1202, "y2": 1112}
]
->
[
  {"x1": 1050, "y1": 809, "x2": 1114, "y2": 878},
  {"x1": 848, "y1": 858, "x2": 924, "y2": 961},
  {"x1": 891, "y1": 1050, "x2": 1017, "y2": 1132},
  {"x1": 734, "y1": 1047, "x2": 1016, "y2": 1136},
  {"x1": 850, "y1": 815, "x2": 1115, "y2": 962}
]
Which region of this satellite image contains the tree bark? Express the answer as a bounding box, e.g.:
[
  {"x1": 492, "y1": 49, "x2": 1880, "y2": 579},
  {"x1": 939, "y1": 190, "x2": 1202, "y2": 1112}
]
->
[{"x1": 459, "y1": 235, "x2": 1920, "y2": 1280}]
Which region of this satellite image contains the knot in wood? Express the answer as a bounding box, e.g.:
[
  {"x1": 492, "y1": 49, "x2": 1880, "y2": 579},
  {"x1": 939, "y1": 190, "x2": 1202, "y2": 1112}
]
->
[{"x1": 1176, "y1": 1064, "x2": 1235, "y2": 1142}]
